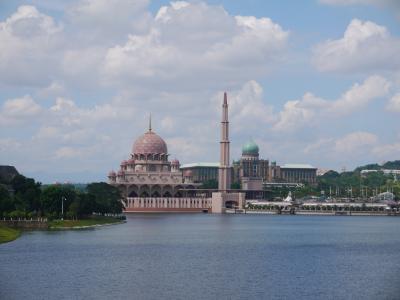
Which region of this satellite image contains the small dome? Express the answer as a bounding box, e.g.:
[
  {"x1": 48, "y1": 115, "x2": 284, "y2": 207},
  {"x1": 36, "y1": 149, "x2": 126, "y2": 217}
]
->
[
  {"x1": 121, "y1": 160, "x2": 128, "y2": 165},
  {"x1": 108, "y1": 171, "x2": 116, "y2": 177},
  {"x1": 171, "y1": 159, "x2": 180, "y2": 165},
  {"x1": 242, "y1": 140, "x2": 259, "y2": 156},
  {"x1": 132, "y1": 131, "x2": 168, "y2": 155}
]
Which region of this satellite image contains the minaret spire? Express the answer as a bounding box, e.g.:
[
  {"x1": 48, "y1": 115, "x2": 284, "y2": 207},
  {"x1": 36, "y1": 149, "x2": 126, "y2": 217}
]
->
[
  {"x1": 218, "y1": 92, "x2": 231, "y2": 191},
  {"x1": 149, "y1": 113, "x2": 152, "y2": 132}
]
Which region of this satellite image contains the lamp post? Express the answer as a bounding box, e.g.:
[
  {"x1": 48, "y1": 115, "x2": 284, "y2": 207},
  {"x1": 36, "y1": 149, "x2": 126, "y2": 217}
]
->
[{"x1": 61, "y1": 196, "x2": 66, "y2": 220}]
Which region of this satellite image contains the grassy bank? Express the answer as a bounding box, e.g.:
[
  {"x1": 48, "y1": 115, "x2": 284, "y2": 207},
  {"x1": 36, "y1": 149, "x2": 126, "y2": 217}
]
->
[
  {"x1": 49, "y1": 216, "x2": 124, "y2": 229},
  {"x1": 0, "y1": 225, "x2": 21, "y2": 244}
]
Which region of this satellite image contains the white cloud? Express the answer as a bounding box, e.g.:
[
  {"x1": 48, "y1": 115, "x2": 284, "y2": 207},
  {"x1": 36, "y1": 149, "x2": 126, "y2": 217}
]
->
[
  {"x1": 67, "y1": 0, "x2": 150, "y2": 43},
  {"x1": 222, "y1": 80, "x2": 275, "y2": 131},
  {"x1": 386, "y1": 93, "x2": 400, "y2": 112},
  {"x1": 372, "y1": 141, "x2": 400, "y2": 158},
  {"x1": 334, "y1": 131, "x2": 378, "y2": 153},
  {"x1": 0, "y1": 95, "x2": 42, "y2": 125},
  {"x1": 273, "y1": 75, "x2": 390, "y2": 131},
  {"x1": 302, "y1": 131, "x2": 400, "y2": 168},
  {"x1": 313, "y1": 19, "x2": 400, "y2": 73},
  {"x1": 0, "y1": 5, "x2": 63, "y2": 85},
  {"x1": 102, "y1": 2, "x2": 289, "y2": 90}
]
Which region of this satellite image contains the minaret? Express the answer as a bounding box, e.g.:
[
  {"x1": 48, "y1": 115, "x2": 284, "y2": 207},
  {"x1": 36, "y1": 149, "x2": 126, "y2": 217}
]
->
[
  {"x1": 149, "y1": 113, "x2": 152, "y2": 132},
  {"x1": 218, "y1": 92, "x2": 231, "y2": 191}
]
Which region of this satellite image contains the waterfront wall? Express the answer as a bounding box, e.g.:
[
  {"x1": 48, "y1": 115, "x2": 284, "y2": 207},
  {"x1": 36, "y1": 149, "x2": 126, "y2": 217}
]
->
[
  {"x1": 0, "y1": 219, "x2": 48, "y2": 229},
  {"x1": 125, "y1": 197, "x2": 211, "y2": 213}
]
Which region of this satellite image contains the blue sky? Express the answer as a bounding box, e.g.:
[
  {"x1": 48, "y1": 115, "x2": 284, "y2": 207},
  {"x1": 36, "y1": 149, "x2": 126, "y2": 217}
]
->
[{"x1": 0, "y1": 0, "x2": 399, "y2": 183}]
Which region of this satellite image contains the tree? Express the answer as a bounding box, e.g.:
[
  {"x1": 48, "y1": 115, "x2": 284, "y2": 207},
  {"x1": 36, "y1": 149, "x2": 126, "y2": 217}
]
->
[
  {"x1": 41, "y1": 185, "x2": 76, "y2": 217},
  {"x1": 86, "y1": 182, "x2": 123, "y2": 214},
  {"x1": 200, "y1": 179, "x2": 218, "y2": 189},
  {"x1": 10, "y1": 175, "x2": 41, "y2": 213},
  {"x1": 0, "y1": 185, "x2": 14, "y2": 217}
]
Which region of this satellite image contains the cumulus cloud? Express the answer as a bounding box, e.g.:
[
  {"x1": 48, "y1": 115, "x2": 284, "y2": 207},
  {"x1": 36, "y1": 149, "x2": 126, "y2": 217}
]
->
[
  {"x1": 304, "y1": 131, "x2": 400, "y2": 167},
  {"x1": 313, "y1": 19, "x2": 400, "y2": 73},
  {"x1": 0, "y1": 5, "x2": 63, "y2": 85},
  {"x1": 273, "y1": 75, "x2": 390, "y2": 131},
  {"x1": 67, "y1": 0, "x2": 150, "y2": 42},
  {"x1": 334, "y1": 131, "x2": 378, "y2": 153},
  {"x1": 386, "y1": 93, "x2": 400, "y2": 112},
  {"x1": 0, "y1": 95, "x2": 42, "y2": 125},
  {"x1": 102, "y1": 1, "x2": 289, "y2": 90},
  {"x1": 220, "y1": 80, "x2": 275, "y2": 131}
]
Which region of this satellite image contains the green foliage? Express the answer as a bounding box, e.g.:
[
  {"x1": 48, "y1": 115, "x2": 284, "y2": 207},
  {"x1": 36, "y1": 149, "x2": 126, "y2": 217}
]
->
[
  {"x1": 230, "y1": 182, "x2": 241, "y2": 190},
  {"x1": 0, "y1": 174, "x2": 123, "y2": 219},
  {"x1": 86, "y1": 182, "x2": 123, "y2": 214},
  {"x1": 10, "y1": 175, "x2": 42, "y2": 212},
  {"x1": 0, "y1": 185, "x2": 13, "y2": 217},
  {"x1": 200, "y1": 179, "x2": 218, "y2": 189},
  {"x1": 382, "y1": 160, "x2": 400, "y2": 169},
  {"x1": 41, "y1": 185, "x2": 76, "y2": 217},
  {"x1": 0, "y1": 225, "x2": 20, "y2": 244}
]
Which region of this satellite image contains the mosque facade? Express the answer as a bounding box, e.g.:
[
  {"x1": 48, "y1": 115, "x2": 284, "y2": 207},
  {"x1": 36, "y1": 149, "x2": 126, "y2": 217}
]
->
[{"x1": 108, "y1": 118, "x2": 209, "y2": 212}]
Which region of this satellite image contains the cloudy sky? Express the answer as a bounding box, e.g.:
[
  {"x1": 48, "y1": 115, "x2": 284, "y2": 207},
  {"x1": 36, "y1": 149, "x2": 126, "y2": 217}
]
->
[{"x1": 0, "y1": 0, "x2": 399, "y2": 183}]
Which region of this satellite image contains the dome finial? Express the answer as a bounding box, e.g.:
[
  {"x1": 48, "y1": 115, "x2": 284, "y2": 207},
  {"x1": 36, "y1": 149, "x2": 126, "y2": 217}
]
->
[{"x1": 149, "y1": 113, "x2": 152, "y2": 132}]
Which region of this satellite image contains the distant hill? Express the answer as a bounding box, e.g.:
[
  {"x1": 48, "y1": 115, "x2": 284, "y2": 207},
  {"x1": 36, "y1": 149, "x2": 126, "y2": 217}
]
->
[
  {"x1": 0, "y1": 165, "x2": 19, "y2": 183},
  {"x1": 354, "y1": 160, "x2": 400, "y2": 173}
]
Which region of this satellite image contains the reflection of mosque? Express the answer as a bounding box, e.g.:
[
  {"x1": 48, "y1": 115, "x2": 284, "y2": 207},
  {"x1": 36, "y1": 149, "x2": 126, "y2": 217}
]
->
[{"x1": 108, "y1": 118, "x2": 199, "y2": 202}]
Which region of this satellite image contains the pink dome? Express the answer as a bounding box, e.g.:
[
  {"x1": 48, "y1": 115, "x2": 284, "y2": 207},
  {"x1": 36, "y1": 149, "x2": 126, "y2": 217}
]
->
[
  {"x1": 132, "y1": 131, "x2": 168, "y2": 155},
  {"x1": 171, "y1": 159, "x2": 180, "y2": 165},
  {"x1": 121, "y1": 160, "x2": 128, "y2": 165},
  {"x1": 108, "y1": 171, "x2": 116, "y2": 177}
]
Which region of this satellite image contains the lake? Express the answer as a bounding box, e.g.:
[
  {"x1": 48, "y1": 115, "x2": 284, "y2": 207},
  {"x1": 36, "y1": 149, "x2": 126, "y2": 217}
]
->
[{"x1": 1, "y1": 214, "x2": 399, "y2": 300}]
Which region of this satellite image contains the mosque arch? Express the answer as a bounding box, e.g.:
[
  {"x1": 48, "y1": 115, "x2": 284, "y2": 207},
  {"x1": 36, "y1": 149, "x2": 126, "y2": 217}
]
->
[
  {"x1": 163, "y1": 191, "x2": 172, "y2": 197},
  {"x1": 128, "y1": 185, "x2": 139, "y2": 198}
]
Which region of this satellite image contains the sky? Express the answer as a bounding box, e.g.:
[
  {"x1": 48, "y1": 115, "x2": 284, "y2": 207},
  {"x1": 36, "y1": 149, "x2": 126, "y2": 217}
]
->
[{"x1": 0, "y1": 0, "x2": 399, "y2": 183}]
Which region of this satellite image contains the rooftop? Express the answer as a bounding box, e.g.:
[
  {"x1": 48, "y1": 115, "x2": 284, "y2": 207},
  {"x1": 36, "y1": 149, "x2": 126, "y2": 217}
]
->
[
  {"x1": 281, "y1": 164, "x2": 317, "y2": 169},
  {"x1": 180, "y1": 162, "x2": 219, "y2": 169}
]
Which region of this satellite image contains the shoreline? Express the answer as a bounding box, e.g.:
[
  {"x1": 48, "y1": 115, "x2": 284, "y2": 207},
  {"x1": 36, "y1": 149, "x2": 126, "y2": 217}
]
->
[
  {"x1": 0, "y1": 226, "x2": 21, "y2": 244},
  {"x1": 49, "y1": 220, "x2": 126, "y2": 230},
  {"x1": 241, "y1": 210, "x2": 399, "y2": 216}
]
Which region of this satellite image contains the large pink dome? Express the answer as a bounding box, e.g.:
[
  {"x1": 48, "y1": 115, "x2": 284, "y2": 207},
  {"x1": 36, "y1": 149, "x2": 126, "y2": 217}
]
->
[{"x1": 132, "y1": 131, "x2": 168, "y2": 155}]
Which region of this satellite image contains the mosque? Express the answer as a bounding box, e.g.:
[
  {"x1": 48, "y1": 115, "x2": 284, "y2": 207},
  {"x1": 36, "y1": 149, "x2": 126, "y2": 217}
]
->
[
  {"x1": 107, "y1": 118, "x2": 207, "y2": 212},
  {"x1": 108, "y1": 92, "x2": 243, "y2": 213}
]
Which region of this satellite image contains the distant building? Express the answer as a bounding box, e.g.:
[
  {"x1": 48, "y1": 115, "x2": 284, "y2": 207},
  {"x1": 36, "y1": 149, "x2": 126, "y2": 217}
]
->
[
  {"x1": 361, "y1": 169, "x2": 400, "y2": 176},
  {"x1": 179, "y1": 163, "x2": 219, "y2": 184},
  {"x1": 232, "y1": 140, "x2": 269, "y2": 185},
  {"x1": 280, "y1": 164, "x2": 317, "y2": 185}
]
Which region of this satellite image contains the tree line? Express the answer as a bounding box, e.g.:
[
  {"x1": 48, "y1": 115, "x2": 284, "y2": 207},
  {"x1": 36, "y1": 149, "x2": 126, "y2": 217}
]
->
[{"x1": 0, "y1": 174, "x2": 123, "y2": 219}]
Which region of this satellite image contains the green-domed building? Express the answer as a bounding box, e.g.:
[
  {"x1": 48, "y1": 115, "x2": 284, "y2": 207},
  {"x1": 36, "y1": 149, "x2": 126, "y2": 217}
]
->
[
  {"x1": 233, "y1": 140, "x2": 271, "y2": 185},
  {"x1": 241, "y1": 140, "x2": 260, "y2": 157}
]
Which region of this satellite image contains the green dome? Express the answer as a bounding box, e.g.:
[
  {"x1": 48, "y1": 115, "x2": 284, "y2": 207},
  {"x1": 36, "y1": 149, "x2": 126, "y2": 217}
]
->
[{"x1": 242, "y1": 140, "x2": 259, "y2": 156}]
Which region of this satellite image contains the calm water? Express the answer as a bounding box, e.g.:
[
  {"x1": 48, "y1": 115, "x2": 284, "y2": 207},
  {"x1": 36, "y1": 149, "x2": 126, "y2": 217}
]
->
[{"x1": 1, "y1": 214, "x2": 400, "y2": 300}]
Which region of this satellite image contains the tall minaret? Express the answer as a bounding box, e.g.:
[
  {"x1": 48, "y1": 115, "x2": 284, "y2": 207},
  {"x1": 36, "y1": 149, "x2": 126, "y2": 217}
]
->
[{"x1": 218, "y1": 92, "x2": 231, "y2": 191}]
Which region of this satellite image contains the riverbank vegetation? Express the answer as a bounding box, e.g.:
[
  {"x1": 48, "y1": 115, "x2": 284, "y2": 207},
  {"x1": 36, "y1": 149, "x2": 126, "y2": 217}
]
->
[
  {"x1": 0, "y1": 225, "x2": 20, "y2": 244},
  {"x1": 0, "y1": 174, "x2": 123, "y2": 220}
]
